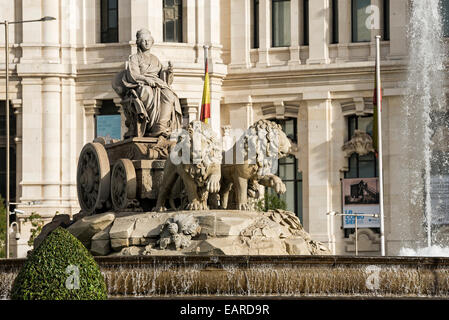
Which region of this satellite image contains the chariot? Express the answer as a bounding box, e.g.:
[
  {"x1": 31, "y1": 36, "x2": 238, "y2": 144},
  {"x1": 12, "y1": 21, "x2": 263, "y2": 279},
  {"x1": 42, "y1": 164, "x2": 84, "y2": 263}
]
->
[{"x1": 76, "y1": 137, "x2": 173, "y2": 214}]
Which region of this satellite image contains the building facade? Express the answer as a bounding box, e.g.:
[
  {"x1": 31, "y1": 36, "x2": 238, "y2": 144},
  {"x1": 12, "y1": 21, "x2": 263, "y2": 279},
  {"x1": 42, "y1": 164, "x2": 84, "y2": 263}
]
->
[{"x1": 1, "y1": 0, "x2": 447, "y2": 257}]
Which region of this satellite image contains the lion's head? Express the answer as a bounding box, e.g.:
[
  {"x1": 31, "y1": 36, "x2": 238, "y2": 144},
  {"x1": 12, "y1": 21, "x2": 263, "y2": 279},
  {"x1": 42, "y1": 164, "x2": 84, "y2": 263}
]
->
[
  {"x1": 241, "y1": 119, "x2": 292, "y2": 176},
  {"x1": 171, "y1": 120, "x2": 222, "y2": 185}
]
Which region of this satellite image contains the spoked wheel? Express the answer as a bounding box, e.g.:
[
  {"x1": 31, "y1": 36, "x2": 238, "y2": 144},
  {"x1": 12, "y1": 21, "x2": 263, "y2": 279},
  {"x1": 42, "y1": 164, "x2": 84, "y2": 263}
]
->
[
  {"x1": 111, "y1": 158, "x2": 137, "y2": 211},
  {"x1": 77, "y1": 142, "x2": 111, "y2": 214}
]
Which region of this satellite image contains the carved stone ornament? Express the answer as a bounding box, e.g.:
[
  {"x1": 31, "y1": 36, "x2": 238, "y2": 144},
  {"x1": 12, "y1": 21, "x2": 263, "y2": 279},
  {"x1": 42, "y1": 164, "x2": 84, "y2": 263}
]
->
[
  {"x1": 157, "y1": 214, "x2": 201, "y2": 250},
  {"x1": 342, "y1": 130, "x2": 375, "y2": 157}
]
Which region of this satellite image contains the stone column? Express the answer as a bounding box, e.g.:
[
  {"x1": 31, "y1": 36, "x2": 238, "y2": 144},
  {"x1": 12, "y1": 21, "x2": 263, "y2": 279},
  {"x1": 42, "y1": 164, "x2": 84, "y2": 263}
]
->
[
  {"x1": 20, "y1": 0, "x2": 43, "y2": 62},
  {"x1": 307, "y1": 0, "x2": 330, "y2": 64},
  {"x1": 113, "y1": 98, "x2": 127, "y2": 140},
  {"x1": 230, "y1": 0, "x2": 251, "y2": 69},
  {"x1": 83, "y1": 100, "x2": 102, "y2": 144},
  {"x1": 41, "y1": 77, "x2": 61, "y2": 206},
  {"x1": 336, "y1": 0, "x2": 351, "y2": 62},
  {"x1": 300, "y1": 92, "x2": 333, "y2": 244},
  {"x1": 42, "y1": 0, "x2": 60, "y2": 63},
  {"x1": 20, "y1": 78, "x2": 43, "y2": 206},
  {"x1": 289, "y1": 0, "x2": 301, "y2": 65},
  {"x1": 388, "y1": 0, "x2": 407, "y2": 59},
  {"x1": 256, "y1": 0, "x2": 271, "y2": 67},
  {"x1": 61, "y1": 78, "x2": 77, "y2": 211},
  {"x1": 11, "y1": 100, "x2": 23, "y2": 202}
]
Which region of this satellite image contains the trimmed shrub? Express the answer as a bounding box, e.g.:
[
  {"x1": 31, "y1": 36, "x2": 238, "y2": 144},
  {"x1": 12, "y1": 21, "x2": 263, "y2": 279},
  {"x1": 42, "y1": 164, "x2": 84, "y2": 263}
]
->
[{"x1": 11, "y1": 227, "x2": 107, "y2": 300}]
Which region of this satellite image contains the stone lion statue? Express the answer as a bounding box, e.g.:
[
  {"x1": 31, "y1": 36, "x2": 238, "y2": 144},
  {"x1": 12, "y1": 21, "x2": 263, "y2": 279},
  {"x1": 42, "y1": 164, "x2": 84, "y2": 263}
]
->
[
  {"x1": 220, "y1": 119, "x2": 291, "y2": 210},
  {"x1": 154, "y1": 121, "x2": 222, "y2": 211}
]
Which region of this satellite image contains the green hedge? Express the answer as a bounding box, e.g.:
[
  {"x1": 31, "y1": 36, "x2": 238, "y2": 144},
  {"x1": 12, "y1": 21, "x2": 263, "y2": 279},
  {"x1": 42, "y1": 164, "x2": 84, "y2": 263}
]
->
[{"x1": 11, "y1": 227, "x2": 107, "y2": 300}]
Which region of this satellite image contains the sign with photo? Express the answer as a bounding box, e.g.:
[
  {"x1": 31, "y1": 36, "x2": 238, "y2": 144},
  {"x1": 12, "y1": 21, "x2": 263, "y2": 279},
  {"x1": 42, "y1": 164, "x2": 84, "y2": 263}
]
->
[{"x1": 342, "y1": 177, "x2": 381, "y2": 229}]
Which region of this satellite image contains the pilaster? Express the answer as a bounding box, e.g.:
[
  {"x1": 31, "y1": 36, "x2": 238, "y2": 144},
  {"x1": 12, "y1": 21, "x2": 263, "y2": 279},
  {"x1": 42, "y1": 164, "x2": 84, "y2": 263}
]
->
[
  {"x1": 113, "y1": 98, "x2": 127, "y2": 140},
  {"x1": 300, "y1": 92, "x2": 332, "y2": 243},
  {"x1": 83, "y1": 99, "x2": 102, "y2": 144},
  {"x1": 307, "y1": 0, "x2": 330, "y2": 64},
  {"x1": 289, "y1": 0, "x2": 301, "y2": 65},
  {"x1": 230, "y1": 0, "x2": 251, "y2": 69},
  {"x1": 388, "y1": 0, "x2": 407, "y2": 59},
  {"x1": 336, "y1": 0, "x2": 351, "y2": 62},
  {"x1": 256, "y1": 0, "x2": 271, "y2": 67}
]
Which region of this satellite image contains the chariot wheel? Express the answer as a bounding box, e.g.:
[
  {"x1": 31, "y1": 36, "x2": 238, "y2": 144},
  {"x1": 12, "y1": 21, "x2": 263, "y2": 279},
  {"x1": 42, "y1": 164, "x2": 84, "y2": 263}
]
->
[
  {"x1": 76, "y1": 142, "x2": 111, "y2": 214},
  {"x1": 111, "y1": 158, "x2": 137, "y2": 211}
]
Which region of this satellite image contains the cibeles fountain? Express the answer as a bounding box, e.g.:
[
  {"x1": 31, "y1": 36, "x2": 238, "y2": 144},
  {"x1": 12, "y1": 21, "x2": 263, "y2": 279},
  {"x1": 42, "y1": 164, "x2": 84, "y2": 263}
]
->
[{"x1": 3, "y1": 14, "x2": 449, "y2": 299}]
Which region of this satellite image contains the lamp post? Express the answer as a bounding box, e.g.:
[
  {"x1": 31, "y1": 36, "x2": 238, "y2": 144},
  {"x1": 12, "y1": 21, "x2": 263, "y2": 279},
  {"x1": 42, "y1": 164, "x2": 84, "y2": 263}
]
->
[{"x1": 1, "y1": 16, "x2": 56, "y2": 259}]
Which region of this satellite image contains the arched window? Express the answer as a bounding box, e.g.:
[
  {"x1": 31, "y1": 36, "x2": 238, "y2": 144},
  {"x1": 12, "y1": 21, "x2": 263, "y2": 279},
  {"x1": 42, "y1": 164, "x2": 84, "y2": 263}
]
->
[{"x1": 269, "y1": 118, "x2": 303, "y2": 222}]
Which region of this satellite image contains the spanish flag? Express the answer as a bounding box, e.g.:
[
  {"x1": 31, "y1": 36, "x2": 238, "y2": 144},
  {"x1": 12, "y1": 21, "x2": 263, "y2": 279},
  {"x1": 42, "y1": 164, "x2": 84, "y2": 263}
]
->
[
  {"x1": 200, "y1": 53, "x2": 211, "y2": 124},
  {"x1": 372, "y1": 62, "x2": 382, "y2": 157}
]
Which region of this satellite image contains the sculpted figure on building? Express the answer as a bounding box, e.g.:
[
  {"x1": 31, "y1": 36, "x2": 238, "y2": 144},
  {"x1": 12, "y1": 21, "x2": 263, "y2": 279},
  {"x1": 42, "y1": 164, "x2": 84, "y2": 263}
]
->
[{"x1": 113, "y1": 28, "x2": 182, "y2": 138}]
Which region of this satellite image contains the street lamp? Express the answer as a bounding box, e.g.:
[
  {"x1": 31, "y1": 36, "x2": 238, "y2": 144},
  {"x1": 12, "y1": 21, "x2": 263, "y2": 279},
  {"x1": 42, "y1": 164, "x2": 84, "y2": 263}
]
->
[{"x1": 1, "y1": 16, "x2": 56, "y2": 259}]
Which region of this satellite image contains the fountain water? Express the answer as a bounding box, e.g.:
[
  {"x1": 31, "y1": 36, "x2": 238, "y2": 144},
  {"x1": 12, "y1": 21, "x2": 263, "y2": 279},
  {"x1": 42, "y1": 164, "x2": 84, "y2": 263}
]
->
[{"x1": 400, "y1": 0, "x2": 449, "y2": 256}]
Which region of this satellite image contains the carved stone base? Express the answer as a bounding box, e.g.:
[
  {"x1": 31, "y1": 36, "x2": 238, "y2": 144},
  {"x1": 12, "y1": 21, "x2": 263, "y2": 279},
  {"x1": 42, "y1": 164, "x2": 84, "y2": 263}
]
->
[{"x1": 68, "y1": 209, "x2": 331, "y2": 256}]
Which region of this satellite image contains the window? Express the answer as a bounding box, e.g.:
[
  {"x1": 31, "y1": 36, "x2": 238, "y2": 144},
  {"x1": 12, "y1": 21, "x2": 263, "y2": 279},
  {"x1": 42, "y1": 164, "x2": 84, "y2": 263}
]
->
[
  {"x1": 344, "y1": 115, "x2": 378, "y2": 179},
  {"x1": 303, "y1": 0, "x2": 309, "y2": 45},
  {"x1": 344, "y1": 114, "x2": 379, "y2": 238},
  {"x1": 253, "y1": 0, "x2": 259, "y2": 49},
  {"x1": 383, "y1": 0, "x2": 390, "y2": 40},
  {"x1": 101, "y1": 0, "x2": 118, "y2": 43},
  {"x1": 270, "y1": 118, "x2": 303, "y2": 222},
  {"x1": 351, "y1": 0, "x2": 371, "y2": 42},
  {"x1": 331, "y1": 0, "x2": 339, "y2": 44},
  {"x1": 441, "y1": 0, "x2": 449, "y2": 37},
  {"x1": 352, "y1": 0, "x2": 390, "y2": 42},
  {"x1": 272, "y1": 0, "x2": 291, "y2": 47},
  {"x1": 95, "y1": 100, "x2": 121, "y2": 140},
  {"x1": 0, "y1": 101, "x2": 16, "y2": 202},
  {"x1": 163, "y1": 0, "x2": 183, "y2": 43}
]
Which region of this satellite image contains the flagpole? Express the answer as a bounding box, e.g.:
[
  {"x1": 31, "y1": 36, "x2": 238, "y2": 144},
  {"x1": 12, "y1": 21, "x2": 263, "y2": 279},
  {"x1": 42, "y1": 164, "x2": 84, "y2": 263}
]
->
[{"x1": 376, "y1": 35, "x2": 386, "y2": 256}]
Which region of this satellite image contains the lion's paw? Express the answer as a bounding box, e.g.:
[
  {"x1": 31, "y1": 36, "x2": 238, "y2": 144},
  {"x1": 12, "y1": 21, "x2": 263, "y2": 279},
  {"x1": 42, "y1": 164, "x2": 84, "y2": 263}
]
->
[
  {"x1": 237, "y1": 203, "x2": 251, "y2": 211},
  {"x1": 153, "y1": 206, "x2": 168, "y2": 212},
  {"x1": 186, "y1": 199, "x2": 203, "y2": 210}
]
